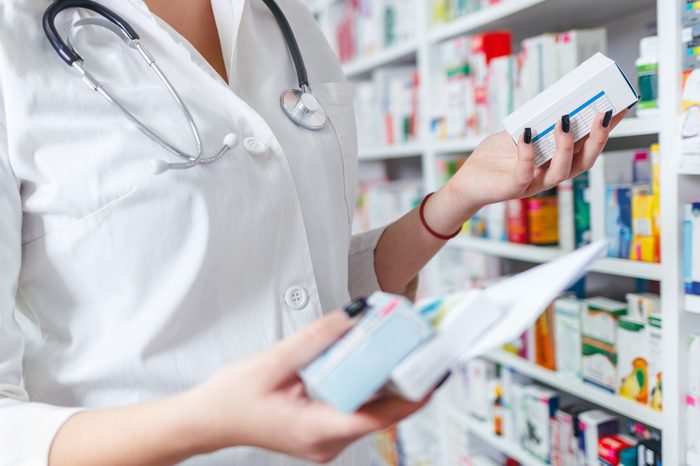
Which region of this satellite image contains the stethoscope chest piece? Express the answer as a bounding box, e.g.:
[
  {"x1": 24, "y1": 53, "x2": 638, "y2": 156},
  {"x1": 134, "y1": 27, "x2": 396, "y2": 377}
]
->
[{"x1": 281, "y1": 88, "x2": 328, "y2": 130}]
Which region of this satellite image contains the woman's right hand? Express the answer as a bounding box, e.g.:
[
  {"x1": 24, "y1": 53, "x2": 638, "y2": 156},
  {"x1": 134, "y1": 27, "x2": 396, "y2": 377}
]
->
[{"x1": 184, "y1": 311, "x2": 429, "y2": 463}]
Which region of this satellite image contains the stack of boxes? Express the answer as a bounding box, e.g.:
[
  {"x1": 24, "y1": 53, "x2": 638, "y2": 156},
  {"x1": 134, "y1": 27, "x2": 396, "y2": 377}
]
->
[
  {"x1": 506, "y1": 292, "x2": 664, "y2": 412},
  {"x1": 454, "y1": 358, "x2": 663, "y2": 465},
  {"x1": 431, "y1": 28, "x2": 607, "y2": 141}
]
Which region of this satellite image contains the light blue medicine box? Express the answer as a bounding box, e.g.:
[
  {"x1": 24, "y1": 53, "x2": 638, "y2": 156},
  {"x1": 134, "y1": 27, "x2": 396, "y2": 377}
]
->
[{"x1": 299, "y1": 293, "x2": 434, "y2": 413}]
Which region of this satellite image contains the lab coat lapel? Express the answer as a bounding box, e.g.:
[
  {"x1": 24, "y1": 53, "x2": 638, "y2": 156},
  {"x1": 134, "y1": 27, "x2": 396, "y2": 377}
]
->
[{"x1": 211, "y1": 0, "x2": 247, "y2": 83}]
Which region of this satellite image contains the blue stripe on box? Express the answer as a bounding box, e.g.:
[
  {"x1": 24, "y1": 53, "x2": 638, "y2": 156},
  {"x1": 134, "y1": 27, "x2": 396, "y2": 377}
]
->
[{"x1": 531, "y1": 91, "x2": 606, "y2": 143}]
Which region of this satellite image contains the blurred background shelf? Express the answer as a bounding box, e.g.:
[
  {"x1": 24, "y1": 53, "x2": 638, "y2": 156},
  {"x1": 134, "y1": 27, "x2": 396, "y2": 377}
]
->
[
  {"x1": 448, "y1": 236, "x2": 661, "y2": 279},
  {"x1": 484, "y1": 349, "x2": 664, "y2": 429},
  {"x1": 461, "y1": 415, "x2": 548, "y2": 466},
  {"x1": 341, "y1": 40, "x2": 418, "y2": 78},
  {"x1": 358, "y1": 143, "x2": 424, "y2": 160}
]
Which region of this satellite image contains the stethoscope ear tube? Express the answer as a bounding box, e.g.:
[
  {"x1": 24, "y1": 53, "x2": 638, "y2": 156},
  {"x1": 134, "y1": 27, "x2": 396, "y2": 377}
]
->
[
  {"x1": 43, "y1": 0, "x2": 140, "y2": 65},
  {"x1": 261, "y1": 0, "x2": 309, "y2": 89}
]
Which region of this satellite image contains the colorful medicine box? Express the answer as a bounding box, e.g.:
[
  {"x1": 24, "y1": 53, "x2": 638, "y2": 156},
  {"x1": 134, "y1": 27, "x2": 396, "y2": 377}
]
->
[
  {"x1": 524, "y1": 385, "x2": 559, "y2": 463},
  {"x1": 598, "y1": 434, "x2": 636, "y2": 465},
  {"x1": 617, "y1": 317, "x2": 649, "y2": 405},
  {"x1": 578, "y1": 410, "x2": 619, "y2": 466},
  {"x1": 648, "y1": 313, "x2": 663, "y2": 411},
  {"x1": 625, "y1": 292, "x2": 660, "y2": 320},
  {"x1": 299, "y1": 292, "x2": 434, "y2": 413},
  {"x1": 554, "y1": 297, "x2": 584, "y2": 379},
  {"x1": 582, "y1": 297, "x2": 627, "y2": 344},
  {"x1": 582, "y1": 337, "x2": 618, "y2": 393}
]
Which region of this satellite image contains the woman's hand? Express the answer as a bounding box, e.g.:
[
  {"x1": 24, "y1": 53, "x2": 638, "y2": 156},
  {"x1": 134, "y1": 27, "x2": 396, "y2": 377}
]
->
[
  {"x1": 186, "y1": 311, "x2": 429, "y2": 463},
  {"x1": 433, "y1": 110, "x2": 629, "y2": 228}
]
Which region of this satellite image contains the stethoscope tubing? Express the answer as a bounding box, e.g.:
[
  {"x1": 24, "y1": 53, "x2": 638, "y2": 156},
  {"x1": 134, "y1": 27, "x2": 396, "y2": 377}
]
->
[{"x1": 42, "y1": 0, "x2": 328, "y2": 173}]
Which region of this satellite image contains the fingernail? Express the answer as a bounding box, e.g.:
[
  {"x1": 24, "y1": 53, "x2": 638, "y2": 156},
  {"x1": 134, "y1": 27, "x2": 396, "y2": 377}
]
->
[
  {"x1": 434, "y1": 371, "x2": 452, "y2": 390},
  {"x1": 561, "y1": 115, "x2": 570, "y2": 133},
  {"x1": 344, "y1": 298, "x2": 369, "y2": 318},
  {"x1": 602, "y1": 110, "x2": 613, "y2": 128},
  {"x1": 524, "y1": 128, "x2": 532, "y2": 144}
]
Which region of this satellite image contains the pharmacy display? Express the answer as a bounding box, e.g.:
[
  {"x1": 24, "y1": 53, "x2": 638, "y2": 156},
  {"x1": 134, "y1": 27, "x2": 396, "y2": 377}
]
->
[{"x1": 301, "y1": 242, "x2": 606, "y2": 413}]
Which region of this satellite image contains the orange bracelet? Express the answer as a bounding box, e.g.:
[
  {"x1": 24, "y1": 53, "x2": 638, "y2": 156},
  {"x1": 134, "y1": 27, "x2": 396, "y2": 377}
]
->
[{"x1": 419, "y1": 192, "x2": 461, "y2": 241}]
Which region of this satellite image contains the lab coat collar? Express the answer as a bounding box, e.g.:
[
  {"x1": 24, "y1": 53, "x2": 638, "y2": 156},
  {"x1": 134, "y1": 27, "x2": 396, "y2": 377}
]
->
[{"x1": 116, "y1": 0, "x2": 246, "y2": 85}]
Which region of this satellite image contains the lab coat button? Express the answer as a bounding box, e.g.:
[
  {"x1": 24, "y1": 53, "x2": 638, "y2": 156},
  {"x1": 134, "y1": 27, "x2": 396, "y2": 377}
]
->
[
  {"x1": 285, "y1": 286, "x2": 309, "y2": 310},
  {"x1": 243, "y1": 137, "x2": 268, "y2": 155}
]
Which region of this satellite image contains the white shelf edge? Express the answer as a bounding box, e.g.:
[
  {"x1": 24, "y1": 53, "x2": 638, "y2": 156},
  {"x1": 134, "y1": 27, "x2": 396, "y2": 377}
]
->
[
  {"x1": 686, "y1": 294, "x2": 700, "y2": 314},
  {"x1": 431, "y1": 118, "x2": 658, "y2": 155},
  {"x1": 610, "y1": 117, "x2": 660, "y2": 138},
  {"x1": 341, "y1": 40, "x2": 418, "y2": 77},
  {"x1": 679, "y1": 164, "x2": 700, "y2": 176},
  {"x1": 483, "y1": 349, "x2": 665, "y2": 429},
  {"x1": 358, "y1": 143, "x2": 424, "y2": 161},
  {"x1": 449, "y1": 236, "x2": 661, "y2": 280},
  {"x1": 689, "y1": 450, "x2": 700, "y2": 466},
  {"x1": 428, "y1": 0, "x2": 547, "y2": 44},
  {"x1": 461, "y1": 415, "x2": 547, "y2": 466},
  {"x1": 450, "y1": 236, "x2": 562, "y2": 262}
]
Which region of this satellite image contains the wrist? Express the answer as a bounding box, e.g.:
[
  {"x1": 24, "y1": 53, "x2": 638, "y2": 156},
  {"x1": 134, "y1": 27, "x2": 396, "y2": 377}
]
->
[
  {"x1": 169, "y1": 388, "x2": 227, "y2": 456},
  {"x1": 425, "y1": 182, "x2": 481, "y2": 233}
]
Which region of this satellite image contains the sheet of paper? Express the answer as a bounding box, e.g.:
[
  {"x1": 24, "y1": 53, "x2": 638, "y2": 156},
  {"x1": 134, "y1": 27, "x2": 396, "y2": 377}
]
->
[{"x1": 464, "y1": 240, "x2": 607, "y2": 358}]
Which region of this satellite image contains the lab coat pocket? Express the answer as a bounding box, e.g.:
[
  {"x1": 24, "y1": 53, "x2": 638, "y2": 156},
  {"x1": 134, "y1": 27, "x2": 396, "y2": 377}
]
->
[
  {"x1": 313, "y1": 82, "x2": 358, "y2": 226},
  {"x1": 21, "y1": 187, "x2": 137, "y2": 248}
]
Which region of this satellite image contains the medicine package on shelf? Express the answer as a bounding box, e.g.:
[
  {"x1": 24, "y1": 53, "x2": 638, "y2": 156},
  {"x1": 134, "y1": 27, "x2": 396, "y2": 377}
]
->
[
  {"x1": 503, "y1": 52, "x2": 639, "y2": 167},
  {"x1": 300, "y1": 241, "x2": 607, "y2": 413}
]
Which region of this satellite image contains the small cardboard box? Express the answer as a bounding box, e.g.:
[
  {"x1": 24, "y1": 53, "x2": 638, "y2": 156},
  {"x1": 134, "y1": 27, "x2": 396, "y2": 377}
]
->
[
  {"x1": 524, "y1": 385, "x2": 559, "y2": 462},
  {"x1": 617, "y1": 317, "x2": 649, "y2": 405},
  {"x1": 503, "y1": 53, "x2": 638, "y2": 167},
  {"x1": 554, "y1": 297, "x2": 585, "y2": 379}
]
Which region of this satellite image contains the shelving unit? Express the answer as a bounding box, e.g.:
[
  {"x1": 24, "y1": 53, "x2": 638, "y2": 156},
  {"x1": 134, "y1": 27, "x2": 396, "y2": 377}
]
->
[
  {"x1": 342, "y1": 40, "x2": 418, "y2": 78},
  {"x1": 448, "y1": 237, "x2": 662, "y2": 280},
  {"x1": 358, "y1": 143, "x2": 423, "y2": 161},
  {"x1": 459, "y1": 415, "x2": 547, "y2": 466},
  {"x1": 484, "y1": 350, "x2": 664, "y2": 428},
  {"x1": 360, "y1": 117, "x2": 659, "y2": 161},
  {"x1": 308, "y1": 0, "x2": 699, "y2": 463}
]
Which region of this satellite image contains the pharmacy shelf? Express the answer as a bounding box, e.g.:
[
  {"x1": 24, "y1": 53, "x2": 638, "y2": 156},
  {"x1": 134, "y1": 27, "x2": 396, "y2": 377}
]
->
[
  {"x1": 449, "y1": 236, "x2": 662, "y2": 280},
  {"x1": 461, "y1": 415, "x2": 547, "y2": 466},
  {"x1": 358, "y1": 143, "x2": 423, "y2": 161},
  {"x1": 341, "y1": 40, "x2": 418, "y2": 78},
  {"x1": 689, "y1": 450, "x2": 700, "y2": 466},
  {"x1": 612, "y1": 117, "x2": 660, "y2": 138},
  {"x1": 678, "y1": 165, "x2": 700, "y2": 176},
  {"x1": 483, "y1": 349, "x2": 665, "y2": 429},
  {"x1": 431, "y1": 118, "x2": 657, "y2": 156},
  {"x1": 589, "y1": 258, "x2": 662, "y2": 281},
  {"x1": 686, "y1": 294, "x2": 700, "y2": 315},
  {"x1": 428, "y1": 0, "x2": 655, "y2": 45},
  {"x1": 429, "y1": 0, "x2": 547, "y2": 44},
  {"x1": 450, "y1": 236, "x2": 562, "y2": 262}
]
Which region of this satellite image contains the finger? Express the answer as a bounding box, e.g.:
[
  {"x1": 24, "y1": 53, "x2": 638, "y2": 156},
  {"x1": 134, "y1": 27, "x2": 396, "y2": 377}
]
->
[
  {"x1": 607, "y1": 108, "x2": 630, "y2": 132},
  {"x1": 267, "y1": 311, "x2": 354, "y2": 376},
  {"x1": 340, "y1": 395, "x2": 431, "y2": 438},
  {"x1": 573, "y1": 135, "x2": 588, "y2": 154},
  {"x1": 543, "y1": 115, "x2": 574, "y2": 188},
  {"x1": 571, "y1": 109, "x2": 616, "y2": 175},
  {"x1": 514, "y1": 128, "x2": 536, "y2": 192}
]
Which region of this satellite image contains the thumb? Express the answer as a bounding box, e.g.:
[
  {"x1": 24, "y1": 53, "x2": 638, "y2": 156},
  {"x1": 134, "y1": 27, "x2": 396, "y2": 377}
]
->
[
  {"x1": 266, "y1": 311, "x2": 354, "y2": 377},
  {"x1": 514, "y1": 129, "x2": 536, "y2": 191}
]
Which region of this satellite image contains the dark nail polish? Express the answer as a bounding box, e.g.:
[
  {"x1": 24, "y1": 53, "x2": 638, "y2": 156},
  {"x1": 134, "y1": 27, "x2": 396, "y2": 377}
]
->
[
  {"x1": 602, "y1": 110, "x2": 613, "y2": 128},
  {"x1": 561, "y1": 115, "x2": 570, "y2": 133},
  {"x1": 524, "y1": 127, "x2": 532, "y2": 144},
  {"x1": 434, "y1": 371, "x2": 452, "y2": 390},
  {"x1": 344, "y1": 298, "x2": 369, "y2": 318}
]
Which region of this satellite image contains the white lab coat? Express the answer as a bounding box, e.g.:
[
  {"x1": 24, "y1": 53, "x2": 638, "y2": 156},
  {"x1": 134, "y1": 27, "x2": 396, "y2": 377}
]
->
[{"x1": 0, "y1": 0, "x2": 384, "y2": 464}]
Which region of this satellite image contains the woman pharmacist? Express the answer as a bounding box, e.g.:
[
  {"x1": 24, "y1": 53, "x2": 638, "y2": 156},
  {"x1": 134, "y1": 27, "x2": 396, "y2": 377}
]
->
[{"x1": 0, "y1": 0, "x2": 626, "y2": 464}]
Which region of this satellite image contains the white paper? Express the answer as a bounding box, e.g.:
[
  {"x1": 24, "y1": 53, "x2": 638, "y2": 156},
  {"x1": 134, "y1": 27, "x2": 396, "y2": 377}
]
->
[{"x1": 391, "y1": 241, "x2": 607, "y2": 401}]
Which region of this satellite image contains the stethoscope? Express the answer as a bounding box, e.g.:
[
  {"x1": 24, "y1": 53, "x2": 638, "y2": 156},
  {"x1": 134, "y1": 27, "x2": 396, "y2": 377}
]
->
[{"x1": 42, "y1": 0, "x2": 329, "y2": 174}]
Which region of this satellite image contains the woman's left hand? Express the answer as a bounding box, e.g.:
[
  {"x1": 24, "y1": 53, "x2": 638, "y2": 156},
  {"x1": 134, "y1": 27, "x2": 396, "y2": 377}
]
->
[{"x1": 437, "y1": 110, "x2": 629, "y2": 225}]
